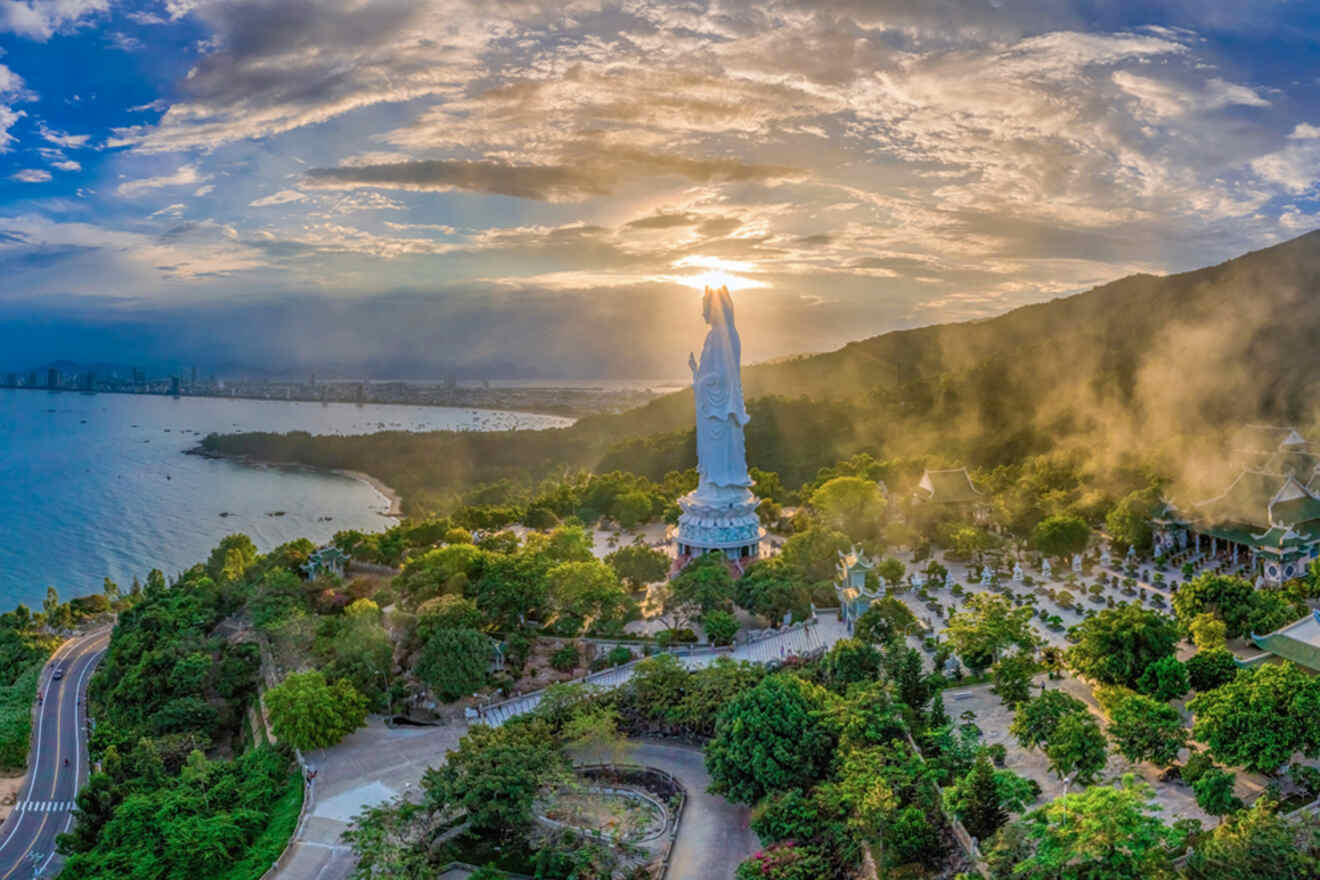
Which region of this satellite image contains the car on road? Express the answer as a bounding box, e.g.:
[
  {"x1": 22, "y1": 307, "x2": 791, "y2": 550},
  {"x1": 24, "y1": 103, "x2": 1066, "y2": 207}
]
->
[{"x1": 51, "y1": 667, "x2": 64, "y2": 680}]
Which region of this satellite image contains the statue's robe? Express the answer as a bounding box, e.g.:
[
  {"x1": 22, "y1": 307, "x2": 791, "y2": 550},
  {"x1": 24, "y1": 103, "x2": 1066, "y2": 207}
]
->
[{"x1": 692, "y1": 288, "x2": 751, "y2": 491}]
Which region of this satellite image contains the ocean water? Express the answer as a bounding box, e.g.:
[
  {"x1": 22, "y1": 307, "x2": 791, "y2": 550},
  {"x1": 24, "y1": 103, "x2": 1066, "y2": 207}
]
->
[{"x1": 0, "y1": 390, "x2": 572, "y2": 611}]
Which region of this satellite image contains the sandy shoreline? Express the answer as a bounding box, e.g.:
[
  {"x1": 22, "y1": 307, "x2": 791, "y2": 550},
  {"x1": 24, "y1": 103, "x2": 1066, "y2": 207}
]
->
[
  {"x1": 335, "y1": 469, "x2": 404, "y2": 518},
  {"x1": 187, "y1": 446, "x2": 405, "y2": 519}
]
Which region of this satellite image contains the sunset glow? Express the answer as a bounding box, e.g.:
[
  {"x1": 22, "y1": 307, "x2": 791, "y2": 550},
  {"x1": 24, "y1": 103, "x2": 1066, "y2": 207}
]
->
[{"x1": 667, "y1": 257, "x2": 768, "y2": 292}]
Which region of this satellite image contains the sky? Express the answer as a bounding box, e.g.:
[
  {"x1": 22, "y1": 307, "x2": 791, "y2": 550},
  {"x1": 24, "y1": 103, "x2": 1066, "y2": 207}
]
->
[{"x1": 0, "y1": 0, "x2": 1318, "y2": 377}]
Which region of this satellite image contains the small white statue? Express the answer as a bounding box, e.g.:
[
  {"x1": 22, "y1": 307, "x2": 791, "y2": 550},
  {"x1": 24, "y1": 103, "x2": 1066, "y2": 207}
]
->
[
  {"x1": 1042, "y1": 559, "x2": 1053, "y2": 580},
  {"x1": 1012, "y1": 562, "x2": 1024, "y2": 584},
  {"x1": 1072, "y1": 553, "x2": 1083, "y2": 574}
]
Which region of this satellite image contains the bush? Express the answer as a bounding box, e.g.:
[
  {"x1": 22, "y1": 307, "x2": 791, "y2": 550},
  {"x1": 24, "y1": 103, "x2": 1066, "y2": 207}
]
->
[
  {"x1": 1193, "y1": 767, "x2": 1243, "y2": 816},
  {"x1": 702, "y1": 610, "x2": 739, "y2": 646},
  {"x1": 1182, "y1": 750, "x2": 1214, "y2": 784},
  {"x1": 416, "y1": 628, "x2": 494, "y2": 701},
  {"x1": 606, "y1": 645, "x2": 633, "y2": 666},
  {"x1": 550, "y1": 643, "x2": 579, "y2": 672},
  {"x1": 656, "y1": 628, "x2": 698, "y2": 648},
  {"x1": 1186, "y1": 649, "x2": 1238, "y2": 692},
  {"x1": 1137, "y1": 655, "x2": 1189, "y2": 701}
]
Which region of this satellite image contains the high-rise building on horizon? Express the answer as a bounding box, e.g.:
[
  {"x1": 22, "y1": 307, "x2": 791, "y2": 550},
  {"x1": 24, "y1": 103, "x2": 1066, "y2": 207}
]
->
[{"x1": 47, "y1": 368, "x2": 59, "y2": 389}]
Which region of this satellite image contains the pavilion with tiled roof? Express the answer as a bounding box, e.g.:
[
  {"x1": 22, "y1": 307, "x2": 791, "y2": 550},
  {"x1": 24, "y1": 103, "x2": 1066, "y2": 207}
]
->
[
  {"x1": 1153, "y1": 427, "x2": 1320, "y2": 584},
  {"x1": 914, "y1": 467, "x2": 983, "y2": 505}
]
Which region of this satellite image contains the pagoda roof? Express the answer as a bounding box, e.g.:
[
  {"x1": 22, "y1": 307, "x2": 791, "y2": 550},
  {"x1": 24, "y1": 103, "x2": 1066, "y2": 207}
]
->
[
  {"x1": 837, "y1": 545, "x2": 875, "y2": 570},
  {"x1": 1194, "y1": 470, "x2": 1290, "y2": 529},
  {"x1": 1253, "y1": 610, "x2": 1320, "y2": 673},
  {"x1": 915, "y1": 467, "x2": 982, "y2": 504},
  {"x1": 1233, "y1": 424, "x2": 1308, "y2": 455}
]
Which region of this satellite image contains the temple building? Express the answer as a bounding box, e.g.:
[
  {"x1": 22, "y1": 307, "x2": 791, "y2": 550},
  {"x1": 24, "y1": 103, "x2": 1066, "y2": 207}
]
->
[
  {"x1": 1245, "y1": 610, "x2": 1320, "y2": 673},
  {"x1": 302, "y1": 545, "x2": 349, "y2": 579},
  {"x1": 834, "y1": 545, "x2": 880, "y2": 622},
  {"x1": 912, "y1": 467, "x2": 987, "y2": 519},
  {"x1": 1151, "y1": 426, "x2": 1320, "y2": 584}
]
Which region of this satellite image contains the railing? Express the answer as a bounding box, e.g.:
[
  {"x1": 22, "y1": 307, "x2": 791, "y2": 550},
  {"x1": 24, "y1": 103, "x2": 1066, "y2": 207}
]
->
[
  {"x1": 472, "y1": 612, "x2": 839, "y2": 726},
  {"x1": 571, "y1": 764, "x2": 687, "y2": 880}
]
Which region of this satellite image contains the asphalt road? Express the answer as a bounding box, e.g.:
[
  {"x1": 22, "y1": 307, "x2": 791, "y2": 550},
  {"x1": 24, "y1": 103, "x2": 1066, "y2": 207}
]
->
[{"x1": 0, "y1": 629, "x2": 108, "y2": 880}]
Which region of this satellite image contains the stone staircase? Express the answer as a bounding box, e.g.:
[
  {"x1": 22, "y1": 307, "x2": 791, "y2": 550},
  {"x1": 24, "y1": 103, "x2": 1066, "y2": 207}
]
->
[{"x1": 475, "y1": 611, "x2": 848, "y2": 728}]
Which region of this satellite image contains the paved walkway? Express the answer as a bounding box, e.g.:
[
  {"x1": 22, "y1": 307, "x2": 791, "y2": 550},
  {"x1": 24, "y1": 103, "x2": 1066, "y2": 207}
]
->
[
  {"x1": 570, "y1": 741, "x2": 759, "y2": 880},
  {"x1": 273, "y1": 719, "x2": 466, "y2": 880},
  {"x1": 273, "y1": 613, "x2": 850, "y2": 880},
  {"x1": 479, "y1": 611, "x2": 849, "y2": 727}
]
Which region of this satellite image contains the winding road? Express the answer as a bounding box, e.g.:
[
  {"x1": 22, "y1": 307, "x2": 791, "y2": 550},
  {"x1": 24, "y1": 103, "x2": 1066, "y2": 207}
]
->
[{"x1": 0, "y1": 629, "x2": 108, "y2": 879}]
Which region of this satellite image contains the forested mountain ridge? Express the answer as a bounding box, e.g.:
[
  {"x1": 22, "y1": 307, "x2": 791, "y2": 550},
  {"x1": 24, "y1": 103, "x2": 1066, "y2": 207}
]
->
[{"x1": 204, "y1": 229, "x2": 1320, "y2": 512}]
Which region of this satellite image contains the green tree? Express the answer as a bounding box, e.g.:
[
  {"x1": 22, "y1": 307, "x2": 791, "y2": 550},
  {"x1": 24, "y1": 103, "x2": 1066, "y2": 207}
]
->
[
  {"x1": 1136, "y1": 655, "x2": 1189, "y2": 701},
  {"x1": 545, "y1": 524, "x2": 595, "y2": 563},
  {"x1": 957, "y1": 750, "x2": 1009, "y2": 841},
  {"x1": 702, "y1": 609, "x2": 739, "y2": 646},
  {"x1": 1192, "y1": 767, "x2": 1242, "y2": 816},
  {"x1": 1188, "y1": 662, "x2": 1320, "y2": 773},
  {"x1": 750, "y1": 783, "x2": 863, "y2": 880},
  {"x1": 781, "y1": 527, "x2": 852, "y2": 582},
  {"x1": 822, "y1": 638, "x2": 883, "y2": 689},
  {"x1": 1172, "y1": 573, "x2": 1255, "y2": 638},
  {"x1": 992, "y1": 653, "x2": 1039, "y2": 708},
  {"x1": 604, "y1": 544, "x2": 670, "y2": 588},
  {"x1": 946, "y1": 593, "x2": 1037, "y2": 670},
  {"x1": 263, "y1": 671, "x2": 368, "y2": 751},
  {"x1": 853, "y1": 596, "x2": 918, "y2": 645},
  {"x1": 876, "y1": 557, "x2": 906, "y2": 587},
  {"x1": 545, "y1": 559, "x2": 632, "y2": 636},
  {"x1": 422, "y1": 720, "x2": 567, "y2": 841},
  {"x1": 1107, "y1": 690, "x2": 1187, "y2": 767},
  {"x1": 671, "y1": 553, "x2": 735, "y2": 615},
  {"x1": 415, "y1": 628, "x2": 493, "y2": 702},
  {"x1": 1031, "y1": 515, "x2": 1090, "y2": 559},
  {"x1": 735, "y1": 557, "x2": 811, "y2": 624},
  {"x1": 1185, "y1": 649, "x2": 1238, "y2": 692},
  {"x1": 1066, "y1": 604, "x2": 1178, "y2": 688},
  {"x1": 809, "y1": 476, "x2": 887, "y2": 541},
  {"x1": 1013, "y1": 775, "x2": 1184, "y2": 879},
  {"x1": 1184, "y1": 796, "x2": 1320, "y2": 880},
  {"x1": 206, "y1": 533, "x2": 258, "y2": 582},
  {"x1": 1247, "y1": 588, "x2": 1301, "y2": 636},
  {"x1": 1011, "y1": 690, "x2": 1089, "y2": 751},
  {"x1": 1105, "y1": 488, "x2": 1160, "y2": 553},
  {"x1": 1188, "y1": 613, "x2": 1227, "y2": 651},
  {"x1": 414, "y1": 594, "x2": 484, "y2": 643},
  {"x1": 1044, "y1": 711, "x2": 1107, "y2": 785},
  {"x1": 471, "y1": 551, "x2": 550, "y2": 630},
  {"x1": 704, "y1": 674, "x2": 839, "y2": 804},
  {"x1": 394, "y1": 543, "x2": 488, "y2": 603}
]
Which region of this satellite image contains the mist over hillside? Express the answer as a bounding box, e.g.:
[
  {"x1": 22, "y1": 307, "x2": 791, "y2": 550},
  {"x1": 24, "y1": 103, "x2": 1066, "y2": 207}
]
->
[{"x1": 207, "y1": 230, "x2": 1320, "y2": 510}]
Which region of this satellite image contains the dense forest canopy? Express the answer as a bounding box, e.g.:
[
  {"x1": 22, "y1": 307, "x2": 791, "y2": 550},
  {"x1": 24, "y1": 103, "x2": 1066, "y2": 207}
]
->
[{"x1": 203, "y1": 230, "x2": 1320, "y2": 514}]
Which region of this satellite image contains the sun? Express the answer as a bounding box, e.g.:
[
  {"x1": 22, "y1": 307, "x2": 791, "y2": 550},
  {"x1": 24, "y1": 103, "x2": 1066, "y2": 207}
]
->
[{"x1": 664, "y1": 256, "x2": 767, "y2": 292}]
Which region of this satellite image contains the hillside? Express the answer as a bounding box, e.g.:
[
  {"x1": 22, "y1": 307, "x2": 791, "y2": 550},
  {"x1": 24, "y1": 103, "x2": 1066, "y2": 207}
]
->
[{"x1": 204, "y1": 229, "x2": 1320, "y2": 512}]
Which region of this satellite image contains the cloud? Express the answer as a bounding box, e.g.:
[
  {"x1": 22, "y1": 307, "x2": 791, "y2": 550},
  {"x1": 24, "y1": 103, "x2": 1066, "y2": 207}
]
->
[
  {"x1": 37, "y1": 123, "x2": 90, "y2": 148},
  {"x1": 248, "y1": 189, "x2": 306, "y2": 207},
  {"x1": 116, "y1": 165, "x2": 210, "y2": 197},
  {"x1": 11, "y1": 169, "x2": 51, "y2": 182},
  {"x1": 50, "y1": 159, "x2": 80, "y2": 171},
  {"x1": 0, "y1": 0, "x2": 109, "y2": 40},
  {"x1": 304, "y1": 153, "x2": 803, "y2": 202},
  {"x1": 106, "y1": 31, "x2": 145, "y2": 51}
]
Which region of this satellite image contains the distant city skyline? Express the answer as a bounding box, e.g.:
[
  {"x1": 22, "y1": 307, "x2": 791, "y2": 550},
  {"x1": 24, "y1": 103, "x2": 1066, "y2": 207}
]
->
[{"x1": 1, "y1": 2, "x2": 1318, "y2": 375}]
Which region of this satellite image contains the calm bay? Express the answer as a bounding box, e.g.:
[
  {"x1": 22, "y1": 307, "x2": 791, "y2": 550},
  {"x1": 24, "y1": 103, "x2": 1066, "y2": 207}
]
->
[{"x1": 0, "y1": 389, "x2": 571, "y2": 610}]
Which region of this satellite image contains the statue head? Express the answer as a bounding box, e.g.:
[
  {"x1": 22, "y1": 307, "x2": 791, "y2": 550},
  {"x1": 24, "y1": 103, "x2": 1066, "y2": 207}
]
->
[{"x1": 702, "y1": 286, "x2": 734, "y2": 329}]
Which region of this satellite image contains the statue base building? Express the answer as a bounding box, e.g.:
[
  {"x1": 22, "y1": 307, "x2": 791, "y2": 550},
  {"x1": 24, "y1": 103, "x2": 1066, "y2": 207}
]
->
[{"x1": 676, "y1": 483, "x2": 764, "y2": 559}]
